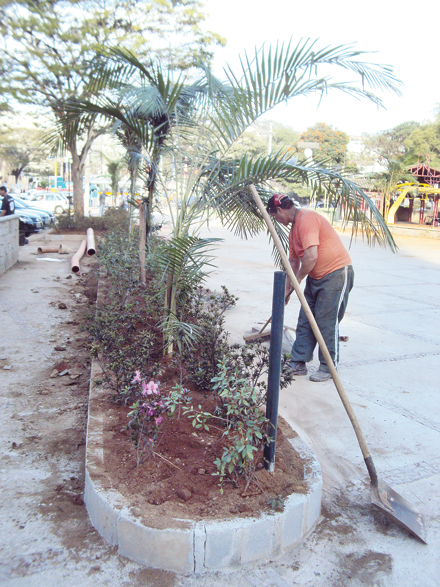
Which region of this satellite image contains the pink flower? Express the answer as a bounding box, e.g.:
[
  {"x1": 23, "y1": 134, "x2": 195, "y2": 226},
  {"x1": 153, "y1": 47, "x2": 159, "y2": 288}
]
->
[
  {"x1": 155, "y1": 416, "x2": 163, "y2": 425},
  {"x1": 146, "y1": 380, "x2": 159, "y2": 395},
  {"x1": 141, "y1": 381, "x2": 150, "y2": 395},
  {"x1": 132, "y1": 370, "x2": 142, "y2": 384}
]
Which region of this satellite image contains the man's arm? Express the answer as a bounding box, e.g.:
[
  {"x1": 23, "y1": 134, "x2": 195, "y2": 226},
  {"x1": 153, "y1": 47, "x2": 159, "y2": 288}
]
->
[
  {"x1": 285, "y1": 246, "x2": 318, "y2": 302},
  {"x1": 285, "y1": 258, "x2": 300, "y2": 299},
  {"x1": 297, "y1": 245, "x2": 318, "y2": 282}
]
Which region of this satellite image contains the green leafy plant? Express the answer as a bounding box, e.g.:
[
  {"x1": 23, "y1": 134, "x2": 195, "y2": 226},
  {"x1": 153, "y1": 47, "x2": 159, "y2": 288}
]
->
[
  {"x1": 126, "y1": 373, "x2": 166, "y2": 466},
  {"x1": 181, "y1": 286, "x2": 238, "y2": 390},
  {"x1": 184, "y1": 359, "x2": 271, "y2": 493},
  {"x1": 267, "y1": 495, "x2": 285, "y2": 511},
  {"x1": 87, "y1": 229, "x2": 164, "y2": 400},
  {"x1": 127, "y1": 376, "x2": 195, "y2": 466},
  {"x1": 55, "y1": 207, "x2": 129, "y2": 233}
]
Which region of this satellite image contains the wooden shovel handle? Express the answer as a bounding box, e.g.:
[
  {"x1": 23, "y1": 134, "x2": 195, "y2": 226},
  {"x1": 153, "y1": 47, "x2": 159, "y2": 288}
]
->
[
  {"x1": 258, "y1": 291, "x2": 292, "y2": 334},
  {"x1": 249, "y1": 184, "x2": 376, "y2": 473}
]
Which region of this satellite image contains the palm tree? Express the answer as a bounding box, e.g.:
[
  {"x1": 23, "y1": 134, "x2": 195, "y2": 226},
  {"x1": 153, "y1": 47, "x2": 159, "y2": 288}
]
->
[{"x1": 56, "y1": 38, "x2": 402, "y2": 347}]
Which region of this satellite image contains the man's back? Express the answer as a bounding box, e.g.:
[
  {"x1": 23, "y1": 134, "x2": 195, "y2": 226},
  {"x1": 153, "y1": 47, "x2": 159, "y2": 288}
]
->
[{"x1": 1, "y1": 194, "x2": 15, "y2": 216}]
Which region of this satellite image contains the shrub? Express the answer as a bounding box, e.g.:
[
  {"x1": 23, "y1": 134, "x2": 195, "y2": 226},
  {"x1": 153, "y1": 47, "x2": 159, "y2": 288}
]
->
[
  {"x1": 55, "y1": 207, "x2": 129, "y2": 233},
  {"x1": 181, "y1": 286, "x2": 238, "y2": 390},
  {"x1": 182, "y1": 359, "x2": 271, "y2": 493},
  {"x1": 127, "y1": 375, "x2": 192, "y2": 466}
]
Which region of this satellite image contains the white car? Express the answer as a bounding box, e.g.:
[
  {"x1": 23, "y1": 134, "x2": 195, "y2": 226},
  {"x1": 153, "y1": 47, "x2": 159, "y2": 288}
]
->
[{"x1": 29, "y1": 192, "x2": 72, "y2": 214}]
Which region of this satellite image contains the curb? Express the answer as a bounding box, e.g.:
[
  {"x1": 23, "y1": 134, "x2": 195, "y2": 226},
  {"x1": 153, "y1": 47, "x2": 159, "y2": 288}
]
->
[
  {"x1": 84, "y1": 360, "x2": 323, "y2": 573},
  {"x1": 45, "y1": 234, "x2": 86, "y2": 241}
]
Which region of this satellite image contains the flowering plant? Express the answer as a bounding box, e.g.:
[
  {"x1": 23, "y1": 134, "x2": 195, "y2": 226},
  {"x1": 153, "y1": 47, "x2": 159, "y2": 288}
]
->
[
  {"x1": 127, "y1": 371, "x2": 167, "y2": 465},
  {"x1": 127, "y1": 372, "x2": 192, "y2": 465}
]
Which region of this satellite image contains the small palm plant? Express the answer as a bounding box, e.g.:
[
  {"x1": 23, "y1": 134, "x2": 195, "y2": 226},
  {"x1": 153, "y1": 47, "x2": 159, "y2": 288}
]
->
[{"x1": 55, "y1": 38, "x2": 402, "y2": 348}]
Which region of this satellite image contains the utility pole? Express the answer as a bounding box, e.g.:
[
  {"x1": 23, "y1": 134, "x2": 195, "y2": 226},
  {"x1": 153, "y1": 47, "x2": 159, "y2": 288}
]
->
[
  {"x1": 268, "y1": 122, "x2": 273, "y2": 156},
  {"x1": 298, "y1": 141, "x2": 319, "y2": 206}
]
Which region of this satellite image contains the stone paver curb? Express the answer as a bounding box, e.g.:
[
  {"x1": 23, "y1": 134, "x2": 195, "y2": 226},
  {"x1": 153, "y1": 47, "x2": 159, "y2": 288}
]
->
[{"x1": 84, "y1": 358, "x2": 323, "y2": 573}]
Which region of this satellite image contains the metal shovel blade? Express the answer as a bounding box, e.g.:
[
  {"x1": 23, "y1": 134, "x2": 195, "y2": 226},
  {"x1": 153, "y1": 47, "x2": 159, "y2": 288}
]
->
[{"x1": 371, "y1": 479, "x2": 427, "y2": 544}]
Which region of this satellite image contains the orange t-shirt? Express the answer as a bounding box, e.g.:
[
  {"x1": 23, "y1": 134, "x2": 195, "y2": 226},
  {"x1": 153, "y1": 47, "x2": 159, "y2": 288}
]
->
[{"x1": 289, "y1": 209, "x2": 351, "y2": 280}]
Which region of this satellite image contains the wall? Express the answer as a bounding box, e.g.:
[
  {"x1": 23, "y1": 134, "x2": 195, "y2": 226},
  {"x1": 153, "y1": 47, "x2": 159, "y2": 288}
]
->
[{"x1": 0, "y1": 215, "x2": 19, "y2": 275}]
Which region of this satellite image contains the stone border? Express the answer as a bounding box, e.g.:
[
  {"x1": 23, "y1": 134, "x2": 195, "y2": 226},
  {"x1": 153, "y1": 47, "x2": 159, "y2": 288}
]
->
[
  {"x1": 84, "y1": 357, "x2": 322, "y2": 573},
  {"x1": 0, "y1": 215, "x2": 19, "y2": 275},
  {"x1": 45, "y1": 233, "x2": 86, "y2": 241}
]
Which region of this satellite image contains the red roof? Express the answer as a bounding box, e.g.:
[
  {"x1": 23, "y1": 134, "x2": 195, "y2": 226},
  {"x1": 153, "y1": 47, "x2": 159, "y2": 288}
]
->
[{"x1": 408, "y1": 165, "x2": 440, "y2": 186}]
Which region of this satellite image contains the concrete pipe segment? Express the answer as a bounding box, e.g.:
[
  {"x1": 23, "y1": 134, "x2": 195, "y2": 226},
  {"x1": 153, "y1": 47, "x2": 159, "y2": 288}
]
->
[
  {"x1": 71, "y1": 239, "x2": 87, "y2": 273},
  {"x1": 37, "y1": 246, "x2": 59, "y2": 254},
  {"x1": 87, "y1": 228, "x2": 96, "y2": 256}
]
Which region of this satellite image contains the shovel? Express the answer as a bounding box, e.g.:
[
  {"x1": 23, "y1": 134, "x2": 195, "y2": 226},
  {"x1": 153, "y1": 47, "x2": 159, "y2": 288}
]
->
[
  {"x1": 250, "y1": 184, "x2": 427, "y2": 543},
  {"x1": 243, "y1": 292, "x2": 294, "y2": 343}
]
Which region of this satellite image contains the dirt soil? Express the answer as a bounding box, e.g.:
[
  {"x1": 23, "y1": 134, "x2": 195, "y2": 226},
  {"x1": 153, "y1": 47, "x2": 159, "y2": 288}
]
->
[
  {"x1": 92, "y1": 271, "x2": 308, "y2": 521},
  {"x1": 102, "y1": 396, "x2": 307, "y2": 521}
]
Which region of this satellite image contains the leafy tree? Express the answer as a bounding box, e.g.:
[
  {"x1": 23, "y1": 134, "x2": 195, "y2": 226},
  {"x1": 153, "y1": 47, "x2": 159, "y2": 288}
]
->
[
  {"x1": 403, "y1": 122, "x2": 440, "y2": 168},
  {"x1": 0, "y1": 123, "x2": 48, "y2": 183},
  {"x1": 231, "y1": 121, "x2": 300, "y2": 160},
  {"x1": 362, "y1": 121, "x2": 421, "y2": 168},
  {"x1": 361, "y1": 122, "x2": 422, "y2": 216},
  {"x1": 299, "y1": 122, "x2": 349, "y2": 164},
  {"x1": 0, "y1": 0, "x2": 225, "y2": 217}
]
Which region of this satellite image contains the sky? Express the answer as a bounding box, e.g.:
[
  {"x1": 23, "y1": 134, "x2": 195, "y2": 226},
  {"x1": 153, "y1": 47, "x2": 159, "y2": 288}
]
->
[{"x1": 203, "y1": 0, "x2": 439, "y2": 137}]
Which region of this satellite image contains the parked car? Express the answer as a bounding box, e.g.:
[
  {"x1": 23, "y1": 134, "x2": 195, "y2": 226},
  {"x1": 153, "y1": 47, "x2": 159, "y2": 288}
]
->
[
  {"x1": 12, "y1": 197, "x2": 55, "y2": 227},
  {"x1": 28, "y1": 191, "x2": 72, "y2": 214},
  {"x1": 315, "y1": 200, "x2": 335, "y2": 209},
  {"x1": 0, "y1": 196, "x2": 42, "y2": 234},
  {"x1": 18, "y1": 214, "x2": 42, "y2": 237}
]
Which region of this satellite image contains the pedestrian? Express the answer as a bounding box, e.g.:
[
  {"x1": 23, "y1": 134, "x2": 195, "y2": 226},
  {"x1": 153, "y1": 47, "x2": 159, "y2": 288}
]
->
[
  {"x1": 120, "y1": 194, "x2": 128, "y2": 211},
  {"x1": 99, "y1": 192, "x2": 106, "y2": 216},
  {"x1": 0, "y1": 185, "x2": 15, "y2": 217},
  {"x1": 266, "y1": 193, "x2": 354, "y2": 382}
]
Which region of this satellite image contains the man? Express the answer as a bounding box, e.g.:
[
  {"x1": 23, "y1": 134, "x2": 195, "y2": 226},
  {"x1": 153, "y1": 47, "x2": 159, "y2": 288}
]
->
[
  {"x1": 267, "y1": 193, "x2": 354, "y2": 382},
  {"x1": 99, "y1": 191, "x2": 106, "y2": 216},
  {"x1": 0, "y1": 186, "x2": 15, "y2": 217}
]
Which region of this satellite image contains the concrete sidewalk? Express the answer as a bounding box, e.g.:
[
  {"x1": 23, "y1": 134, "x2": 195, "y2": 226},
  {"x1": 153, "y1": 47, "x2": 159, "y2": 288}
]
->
[
  {"x1": 198, "y1": 220, "x2": 440, "y2": 586},
  {"x1": 0, "y1": 225, "x2": 439, "y2": 586}
]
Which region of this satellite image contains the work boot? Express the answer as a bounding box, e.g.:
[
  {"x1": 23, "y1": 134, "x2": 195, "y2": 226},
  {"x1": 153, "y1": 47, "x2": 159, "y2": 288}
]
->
[
  {"x1": 286, "y1": 361, "x2": 307, "y2": 376},
  {"x1": 309, "y1": 368, "x2": 332, "y2": 382}
]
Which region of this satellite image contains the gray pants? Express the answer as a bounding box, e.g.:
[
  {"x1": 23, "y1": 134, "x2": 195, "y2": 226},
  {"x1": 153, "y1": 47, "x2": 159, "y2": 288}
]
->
[{"x1": 290, "y1": 265, "x2": 354, "y2": 371}]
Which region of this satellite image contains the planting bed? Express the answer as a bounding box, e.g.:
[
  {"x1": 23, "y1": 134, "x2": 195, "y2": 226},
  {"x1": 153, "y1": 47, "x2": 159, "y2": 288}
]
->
[{"x1": 84, "y1": 267, "x2": 323, "y2": 573}]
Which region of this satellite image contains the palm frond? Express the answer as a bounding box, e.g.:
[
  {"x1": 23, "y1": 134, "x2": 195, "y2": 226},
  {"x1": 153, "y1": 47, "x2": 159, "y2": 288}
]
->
[
  {"x1": 191, "y1": 152, "x2": 396, "y2": 251},
  {"x1": 153, "y1": 235, "x2": 223, "y2": 290},
  {"x1": 207, "y1": 39, "x2": 402, "y2": 150},
  {"x1": 157, "y1": 313, "x2": 202, "y2": 353}
]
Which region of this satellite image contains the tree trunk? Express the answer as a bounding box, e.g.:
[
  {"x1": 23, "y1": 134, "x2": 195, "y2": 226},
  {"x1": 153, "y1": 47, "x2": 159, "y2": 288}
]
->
[
  {"x1": 129, "y1": 164, "x2": 137, "y2": 234},
  {"x1": 70, "y1": 145, "x2": 84, "y2": 219},
  {"x1": 139, "y1": 202, "x2": 146, "y2": 284}
]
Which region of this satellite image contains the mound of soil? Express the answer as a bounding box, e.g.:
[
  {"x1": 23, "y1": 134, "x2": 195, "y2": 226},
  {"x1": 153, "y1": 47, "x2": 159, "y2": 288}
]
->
[{"x1": 100, "y1": 392, "x2": 308, "y2": 521}]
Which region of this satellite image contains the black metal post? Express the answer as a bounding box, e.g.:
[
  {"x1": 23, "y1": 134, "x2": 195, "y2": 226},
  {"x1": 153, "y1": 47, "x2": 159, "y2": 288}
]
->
[{"x1": 264, "y1": 271, "x2": 286, "y2": 472}]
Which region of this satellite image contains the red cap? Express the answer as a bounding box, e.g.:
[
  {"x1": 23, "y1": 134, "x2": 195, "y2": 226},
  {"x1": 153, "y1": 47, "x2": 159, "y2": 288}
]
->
[{"x1": 273, "y1": 193, "x2": 288, "y2": 207}]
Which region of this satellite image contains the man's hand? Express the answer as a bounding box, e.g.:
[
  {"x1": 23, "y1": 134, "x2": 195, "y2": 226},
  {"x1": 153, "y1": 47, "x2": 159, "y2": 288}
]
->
[
  {"x1": 285, "y1": 282, "x2": 294, "y2": 304},
  {"x1": 285, "y1": 258, "x2": 300, "y2": 304}
]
